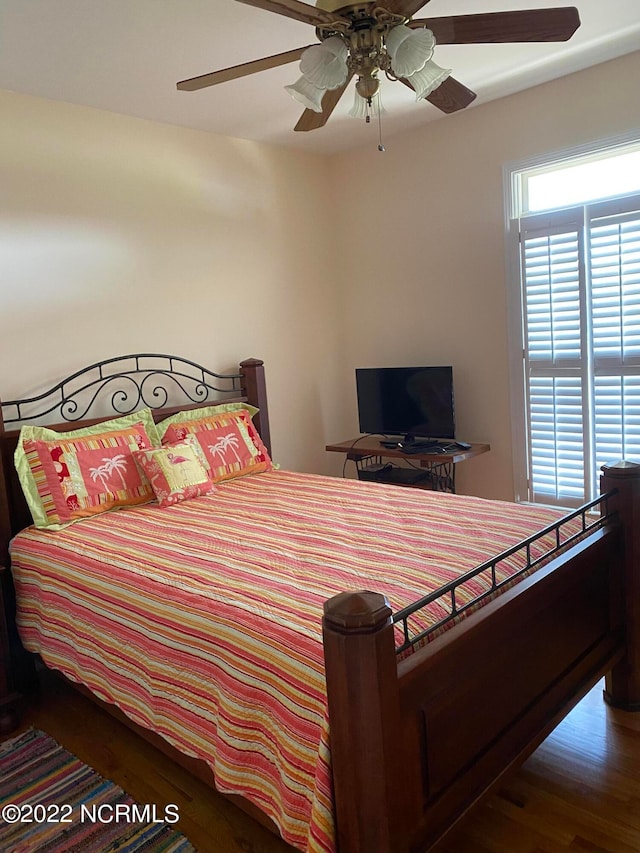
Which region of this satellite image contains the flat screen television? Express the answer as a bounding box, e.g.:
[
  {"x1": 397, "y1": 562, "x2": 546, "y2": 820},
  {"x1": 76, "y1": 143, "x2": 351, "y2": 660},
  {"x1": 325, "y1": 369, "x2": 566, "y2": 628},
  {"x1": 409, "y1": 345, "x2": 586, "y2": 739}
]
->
[{"x1": 356, "y1": 366, "x2": 455, "y2": 440}]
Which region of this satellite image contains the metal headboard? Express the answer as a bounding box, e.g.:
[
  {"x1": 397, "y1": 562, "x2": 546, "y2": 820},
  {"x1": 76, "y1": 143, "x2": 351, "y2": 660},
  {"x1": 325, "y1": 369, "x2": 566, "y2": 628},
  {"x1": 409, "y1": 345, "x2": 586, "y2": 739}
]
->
[{"x1": 1, "y1": 353, "x2": 246, "y2": 427}]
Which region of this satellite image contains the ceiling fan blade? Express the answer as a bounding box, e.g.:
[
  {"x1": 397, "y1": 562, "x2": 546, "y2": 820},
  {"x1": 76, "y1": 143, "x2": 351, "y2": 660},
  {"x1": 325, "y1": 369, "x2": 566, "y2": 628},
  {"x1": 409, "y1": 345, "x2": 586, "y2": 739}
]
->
[
  {"x1": 177, "y1": 46, "x2": 314, "y2": 91},
  {"x1": 381, "y1": 0, "x2": 432, "y2": 18},
  {"x1": 294, "y1": 75, "x2": 353, "y2": 132},
  {"x1": 235, "y1": 0, "x2": 351, "y2": 28},
  {"x1": 409, "y1": 7, "x2": 580, "y2": 44},
  {"x1": 400, "y1": 76, "x2": 477, "y2": 113},
  {"x1": 425, "y1": 77, "x2": 477, "y2": 113}
]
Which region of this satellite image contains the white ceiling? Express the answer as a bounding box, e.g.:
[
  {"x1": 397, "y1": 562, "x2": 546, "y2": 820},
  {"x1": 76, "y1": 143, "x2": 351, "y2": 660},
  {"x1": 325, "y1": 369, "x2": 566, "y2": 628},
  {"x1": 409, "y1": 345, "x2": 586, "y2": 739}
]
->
[{"x1": 1, "y1": 0, "x2": 638, "y2": 155}]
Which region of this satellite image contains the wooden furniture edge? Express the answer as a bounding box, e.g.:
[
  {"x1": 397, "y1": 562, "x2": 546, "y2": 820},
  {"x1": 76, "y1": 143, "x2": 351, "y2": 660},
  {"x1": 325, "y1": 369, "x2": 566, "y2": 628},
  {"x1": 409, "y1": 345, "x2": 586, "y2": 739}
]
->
[
  {"x1": 602, "y1": 461, "x2": 640, "y2": 709},
  {"x1": 325, "y1": 438, "x2": 490, "y2": 465},
  {"x1": 240, "y1": 358, "x2": 271, "y2": 458},
  {"x1": 0, "y1": 566, "x2": 20, "y2": 733}
]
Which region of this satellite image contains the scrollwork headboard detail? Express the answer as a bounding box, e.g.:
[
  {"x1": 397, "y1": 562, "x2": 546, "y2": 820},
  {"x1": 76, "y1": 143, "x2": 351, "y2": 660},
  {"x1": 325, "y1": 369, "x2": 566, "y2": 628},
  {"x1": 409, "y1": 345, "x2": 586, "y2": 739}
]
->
[
  {"x1": 0, "y1": 354, "x2": 270, "y2": 562},
  {"x1": 2, "y1": 354, "x2": 260, "y2": 427}
]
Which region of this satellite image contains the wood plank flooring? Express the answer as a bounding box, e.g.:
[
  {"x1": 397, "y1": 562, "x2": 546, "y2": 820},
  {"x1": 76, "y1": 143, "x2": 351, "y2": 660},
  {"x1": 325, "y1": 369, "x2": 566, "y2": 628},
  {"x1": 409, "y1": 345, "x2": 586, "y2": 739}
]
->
[
  {"x1": 6, "y1": 672, "x2": 640, "y2": 852},
  {"x1": 435, "y1": 681, "x2": 640, "y2": 853}
]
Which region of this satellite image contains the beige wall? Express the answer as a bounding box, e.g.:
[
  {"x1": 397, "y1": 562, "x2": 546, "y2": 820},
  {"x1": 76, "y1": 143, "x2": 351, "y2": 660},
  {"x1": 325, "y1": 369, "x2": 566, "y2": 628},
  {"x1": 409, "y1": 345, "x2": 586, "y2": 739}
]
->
[
  {"x1": 328, "y1": 51, "x2": 640, "y2": 499},
  {"x1": 2, "y1": 52, "x2": 639, "y2": 498},
  {"x1": 0, "y1": 90, "x2": 344, "y2": 472}
]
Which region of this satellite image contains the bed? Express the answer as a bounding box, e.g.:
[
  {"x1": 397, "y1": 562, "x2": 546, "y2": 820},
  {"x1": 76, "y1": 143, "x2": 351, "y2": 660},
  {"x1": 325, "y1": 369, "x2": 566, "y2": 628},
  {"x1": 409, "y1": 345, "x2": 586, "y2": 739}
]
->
[{"x1": 1, "y1": 353, "x2": 639, "y2": 853}]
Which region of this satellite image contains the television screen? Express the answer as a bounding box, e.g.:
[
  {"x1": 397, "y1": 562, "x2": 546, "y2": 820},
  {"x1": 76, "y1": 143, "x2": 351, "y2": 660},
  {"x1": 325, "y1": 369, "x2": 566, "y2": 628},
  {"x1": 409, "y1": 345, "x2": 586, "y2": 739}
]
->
[{"x1": 356, "y1": 366, "x2": 455, "y2": 440}]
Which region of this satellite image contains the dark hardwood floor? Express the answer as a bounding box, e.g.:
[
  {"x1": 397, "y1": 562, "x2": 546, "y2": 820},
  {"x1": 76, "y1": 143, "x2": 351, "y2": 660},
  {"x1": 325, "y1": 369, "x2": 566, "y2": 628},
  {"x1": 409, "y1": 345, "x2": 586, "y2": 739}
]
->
[{"x1": 5, "y1": 672, "x2": 640, "y2": 852}]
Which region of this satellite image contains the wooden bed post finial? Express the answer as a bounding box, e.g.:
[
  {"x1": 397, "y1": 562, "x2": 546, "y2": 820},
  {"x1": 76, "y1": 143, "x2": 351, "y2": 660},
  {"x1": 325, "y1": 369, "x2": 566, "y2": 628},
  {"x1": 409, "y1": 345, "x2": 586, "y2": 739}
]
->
[
  {"x1": 322, "y1": 590, "x2": 414, "y2": 853},
  {"x1": 239, "y1": 358, "x2": 271, "y2": 457},
  {"x1": 601, "y1": 461, "x2": 640, "y2": 711},
  {"x1": 323, "y1": 590, "x2": 391, "y2": 632}
]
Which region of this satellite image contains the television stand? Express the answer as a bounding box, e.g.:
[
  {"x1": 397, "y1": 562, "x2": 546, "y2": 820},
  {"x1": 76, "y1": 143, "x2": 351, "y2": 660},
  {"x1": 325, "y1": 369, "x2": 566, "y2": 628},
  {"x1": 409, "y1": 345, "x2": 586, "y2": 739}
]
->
[
  {"x1": 325, "y1": 437, "x2": 490, "y2": 494},
  {"x1": 359, "y1": 466, "x2": 431, "y2": 487}
]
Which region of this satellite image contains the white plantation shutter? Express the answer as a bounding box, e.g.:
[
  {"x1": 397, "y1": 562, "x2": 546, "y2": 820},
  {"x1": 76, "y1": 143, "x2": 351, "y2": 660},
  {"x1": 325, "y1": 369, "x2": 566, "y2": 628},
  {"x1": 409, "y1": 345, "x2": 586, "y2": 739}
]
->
[
  {"x1": 590, "y1": 199, "x2": 640, "y2": 494},
  {"x1": 520, "y1": 211, "x2": 588, "y2": 505},
  {"x1": 518, "y1": 194, "x2": 640, "y2": 506},
  {"x1": 590, "y1": 201, "x2": 640, "y2": 362},
  {"x1": 528, "y1": 376, "x2": 585, "y2": 503},
  {"x1": 593, "y1": 376, "x2": 640, "y2": 469},
  {"x1": 522, "y1": 227, "x2": 582, "y2": 363}
]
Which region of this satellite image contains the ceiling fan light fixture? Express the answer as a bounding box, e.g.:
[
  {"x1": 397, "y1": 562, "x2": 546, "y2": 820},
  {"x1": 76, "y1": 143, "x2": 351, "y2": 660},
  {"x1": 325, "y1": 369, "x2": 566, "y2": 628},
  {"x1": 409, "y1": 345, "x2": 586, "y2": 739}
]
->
[
  {"x1": 348, "y1": 88, "x2": 384, "y2": 120},
  {"x1": 284, "y1": 76, "x2": 327, "y2": 113},
  {"x1": 355, "y1": 70, "x2": 381, "y2": 101},
  {"x1": 386, "y1": 25, "x2": 436, "y2": 78},
  {"x1": 177, "y1": 3, "x2": 582, "y2": 133},
  {"x1": 299, "y1": 37, "x2": 349, "y2": 90},
  {"x1": 406, "y1": 60, "x2": 452, "y2": 100}
]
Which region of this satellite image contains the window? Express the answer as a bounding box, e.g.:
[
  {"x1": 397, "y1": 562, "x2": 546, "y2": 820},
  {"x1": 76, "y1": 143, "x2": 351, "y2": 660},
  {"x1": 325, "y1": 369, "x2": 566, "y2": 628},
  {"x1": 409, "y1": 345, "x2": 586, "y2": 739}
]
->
[{"x1": 508, "y1": 140, "x2": 640, "y2": 507}]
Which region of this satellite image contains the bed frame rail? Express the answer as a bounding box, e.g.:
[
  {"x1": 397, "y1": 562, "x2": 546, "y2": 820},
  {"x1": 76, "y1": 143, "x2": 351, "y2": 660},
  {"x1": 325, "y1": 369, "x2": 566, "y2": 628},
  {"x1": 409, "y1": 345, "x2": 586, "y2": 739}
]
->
[
  {"x1": 394, "y1": 490, "x2": 617, "y2": 654},
  {"x1": 323, "y1": 461, "x2": 640, "y2": 853}
]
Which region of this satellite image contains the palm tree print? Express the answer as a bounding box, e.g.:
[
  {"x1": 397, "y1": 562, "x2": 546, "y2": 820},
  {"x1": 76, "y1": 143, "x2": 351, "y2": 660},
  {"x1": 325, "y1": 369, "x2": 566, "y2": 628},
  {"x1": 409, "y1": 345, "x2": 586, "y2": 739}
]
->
[
  {"x1": 89, "y1": 454, "x2": 129, "y2": 490},
  {"x1": 209, "y1": 432, "x2": 242, "y2": 464},
  {"x1": 103, "y1": 454, "x2": 129, "y2": 489}
]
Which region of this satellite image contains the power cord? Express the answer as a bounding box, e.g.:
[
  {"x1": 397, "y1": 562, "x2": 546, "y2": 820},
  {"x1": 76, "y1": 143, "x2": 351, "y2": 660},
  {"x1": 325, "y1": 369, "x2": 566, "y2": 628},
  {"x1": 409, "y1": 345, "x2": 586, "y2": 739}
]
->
[{"x1": 341, "y1": 433, "x2": 385, "y2": 479}]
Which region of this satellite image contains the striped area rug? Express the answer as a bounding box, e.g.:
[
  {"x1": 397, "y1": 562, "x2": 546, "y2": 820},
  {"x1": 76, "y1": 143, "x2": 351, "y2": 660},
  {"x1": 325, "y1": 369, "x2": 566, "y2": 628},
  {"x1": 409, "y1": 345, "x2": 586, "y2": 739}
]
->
[{"x1": 0, "y1": 728, "x2": 196, "y2": 852}]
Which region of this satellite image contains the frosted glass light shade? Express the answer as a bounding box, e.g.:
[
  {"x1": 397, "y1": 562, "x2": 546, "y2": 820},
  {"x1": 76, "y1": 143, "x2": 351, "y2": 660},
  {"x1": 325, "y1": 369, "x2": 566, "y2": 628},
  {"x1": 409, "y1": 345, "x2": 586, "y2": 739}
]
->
[
  {"x1": 284, "y1": 76, "x2": 326, "y2": 112},
  {"x1": 385, "y1": 23, "x2": 411, "y2": 56},
  {"x1": 300, "y1": 37, "x2": 349, "y2": 90},
  {"x1": 386, "y1": 25, "x2": 435, "y2": 78},
  {"x1": 348, "y1": 89, "x2": 385, "y2": 119},
  {"x1": 406, "y1": 59, "x2": 451, "y2": 99}
]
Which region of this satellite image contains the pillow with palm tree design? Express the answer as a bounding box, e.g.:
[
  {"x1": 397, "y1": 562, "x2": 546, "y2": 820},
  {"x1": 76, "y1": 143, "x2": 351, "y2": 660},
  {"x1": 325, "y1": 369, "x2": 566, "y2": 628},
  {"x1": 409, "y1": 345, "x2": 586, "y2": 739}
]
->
[
  {"x1": 20, "y1": 422, "x2": 155, "y2": 528},
  {"x1": 160, "y1": 409, "x2": 272, "y2": 484}
]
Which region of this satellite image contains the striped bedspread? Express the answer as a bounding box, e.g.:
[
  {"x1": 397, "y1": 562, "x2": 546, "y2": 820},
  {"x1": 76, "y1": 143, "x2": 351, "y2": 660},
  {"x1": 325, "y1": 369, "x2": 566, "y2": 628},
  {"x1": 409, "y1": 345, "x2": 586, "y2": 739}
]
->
[{"x1": 10, "y1": 469, "x2": 573, "y2": 853}]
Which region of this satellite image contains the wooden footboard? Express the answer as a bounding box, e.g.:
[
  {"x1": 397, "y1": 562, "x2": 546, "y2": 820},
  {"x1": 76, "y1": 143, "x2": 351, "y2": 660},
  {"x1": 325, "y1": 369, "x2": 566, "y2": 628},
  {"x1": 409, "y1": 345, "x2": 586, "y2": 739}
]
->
[{"x1": 323, "y1": 461, "x2": 640, "y2": 853}]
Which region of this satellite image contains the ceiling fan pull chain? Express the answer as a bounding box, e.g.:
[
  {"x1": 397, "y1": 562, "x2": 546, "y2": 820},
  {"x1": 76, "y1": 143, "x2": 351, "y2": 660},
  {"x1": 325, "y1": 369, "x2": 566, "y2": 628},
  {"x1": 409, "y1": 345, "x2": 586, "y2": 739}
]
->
[{"x1": 377, "y1": 104, "x2": 385, "y2": 152}]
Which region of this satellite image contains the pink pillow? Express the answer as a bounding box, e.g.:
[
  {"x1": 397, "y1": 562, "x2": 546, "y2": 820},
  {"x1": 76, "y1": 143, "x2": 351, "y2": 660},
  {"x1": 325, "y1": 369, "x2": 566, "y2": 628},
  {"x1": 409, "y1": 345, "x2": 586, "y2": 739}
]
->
[
  {"x1": 161, "y1": 409, "x2": 272, "y2": 483},
  {"x1": 22, "y1": 423, "x2": 154, "y2": 526}
]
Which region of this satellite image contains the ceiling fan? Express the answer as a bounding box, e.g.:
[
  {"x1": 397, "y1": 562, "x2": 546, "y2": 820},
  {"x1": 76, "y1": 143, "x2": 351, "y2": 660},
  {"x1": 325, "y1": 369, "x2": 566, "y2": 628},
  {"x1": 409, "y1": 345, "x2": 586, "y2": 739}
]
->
[{"x1": 177, "y1": 0, "x2": 581, "y2": 132}]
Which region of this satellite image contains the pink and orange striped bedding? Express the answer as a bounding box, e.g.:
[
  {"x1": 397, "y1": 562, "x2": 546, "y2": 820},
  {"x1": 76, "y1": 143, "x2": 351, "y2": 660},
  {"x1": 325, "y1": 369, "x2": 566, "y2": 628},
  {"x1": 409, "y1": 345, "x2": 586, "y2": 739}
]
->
[{"x1": 10, "y1": 469, "x2": 574, "y2": 853}]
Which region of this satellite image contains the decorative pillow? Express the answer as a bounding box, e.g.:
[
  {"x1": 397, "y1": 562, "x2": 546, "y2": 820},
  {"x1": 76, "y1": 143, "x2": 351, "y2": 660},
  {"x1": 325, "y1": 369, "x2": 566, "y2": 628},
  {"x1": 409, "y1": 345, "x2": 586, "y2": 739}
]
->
[
  {"x1": 133, "y1": 440, "x2": 216, "y2": 507},
  {"x1": 159, "y1": 408, "x2": 272, "y2": 483},
  {"x1": 157, "y1": 402, "x2": 259, "y2": 433},
  {"x1": 15, "y1": 408, "x2": 161, "y2": 529},
  {"x1": 21, "y1": 423, "x2": 155, "y2": 529}
]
